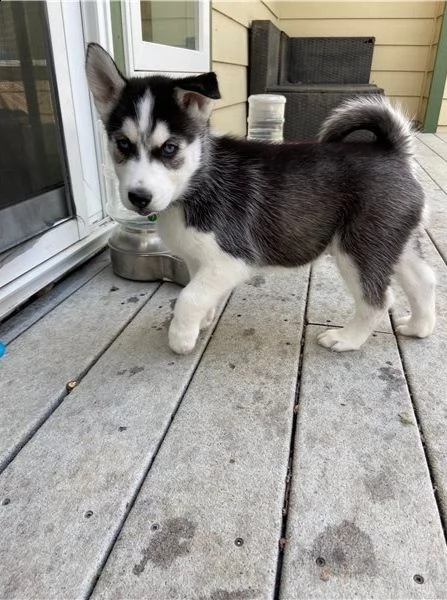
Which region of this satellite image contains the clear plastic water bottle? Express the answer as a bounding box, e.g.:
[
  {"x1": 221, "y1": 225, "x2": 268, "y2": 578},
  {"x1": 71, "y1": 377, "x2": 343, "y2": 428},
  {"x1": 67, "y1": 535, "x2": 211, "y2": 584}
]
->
[{"x1": 247, "y1": 94, "x2": 286, "y2": 142}]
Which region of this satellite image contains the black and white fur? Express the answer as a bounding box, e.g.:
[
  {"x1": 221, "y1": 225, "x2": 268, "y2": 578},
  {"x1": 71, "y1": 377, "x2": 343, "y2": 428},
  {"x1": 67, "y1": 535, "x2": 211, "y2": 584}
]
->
[{"x1": 85, "y1": 43, "x2": 436, "y2": 355}]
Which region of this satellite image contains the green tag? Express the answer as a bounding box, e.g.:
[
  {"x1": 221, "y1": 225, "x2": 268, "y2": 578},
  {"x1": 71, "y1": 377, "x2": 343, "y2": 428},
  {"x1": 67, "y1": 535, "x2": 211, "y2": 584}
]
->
[{"x1": 147, "y1": 214, "x2": 157, "y2": 222}]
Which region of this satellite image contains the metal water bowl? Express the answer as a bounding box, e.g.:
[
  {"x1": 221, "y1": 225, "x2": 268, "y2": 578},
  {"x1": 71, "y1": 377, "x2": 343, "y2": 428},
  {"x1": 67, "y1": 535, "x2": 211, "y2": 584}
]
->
[{"x1": 108, "y1": 223, "x2": 190, "y2": 286}]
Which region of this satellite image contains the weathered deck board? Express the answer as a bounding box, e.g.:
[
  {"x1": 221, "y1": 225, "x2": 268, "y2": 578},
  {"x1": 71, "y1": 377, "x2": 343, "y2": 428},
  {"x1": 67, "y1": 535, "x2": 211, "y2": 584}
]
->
[
  {"x1": 424, "y1": 184, "x2": 447, "y2": 262},
  {"x1": 281, "y1": 326, "x2": 447, "y2": 599},
  {"x1": 418, "y1": 133, "x2": 447, "y2": 161},
  {"x1": 413, "y1": 161, "x2": 440, "y2": 192},
  {"x1": 0, "y1": 283, "x2": 227, "y2": 599},
  {"x1": 393, "y1": 235, "x2": 447, "y2": 515},
  {"x1": 91, "y1": 270, "x2": 309, "y2": 600},
  {"x1": 0, "y1": 267, "x2": 158, "y2": 471},
  {"x1": 414, "y1": 138, "x2": 447, "y2": 193},
  {"x1": 308, "y1": 255, "x2": 392, "y2": 334},
  {"x1": 410, "y1": 150, "x2": 447, "y2": 261},
  {"x1": 0, "y1": 250, "x2": 110, "y2": 345}
]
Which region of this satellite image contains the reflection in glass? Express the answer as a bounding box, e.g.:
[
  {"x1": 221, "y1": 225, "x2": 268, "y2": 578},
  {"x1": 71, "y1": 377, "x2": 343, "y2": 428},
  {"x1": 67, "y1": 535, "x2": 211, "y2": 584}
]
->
[
  {"x1": 140, "y1": 1, "x2": 199, "y2": 50},
  {"x1": 0, "y1": 1, "x2": 65, "y2": 211}
]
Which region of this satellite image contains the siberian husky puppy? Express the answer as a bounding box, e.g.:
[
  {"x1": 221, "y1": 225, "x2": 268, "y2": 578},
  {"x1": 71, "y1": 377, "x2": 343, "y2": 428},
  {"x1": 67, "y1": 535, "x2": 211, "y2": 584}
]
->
[{"x1": 85, "y1": 43, "x2": 436, "y2": 355}]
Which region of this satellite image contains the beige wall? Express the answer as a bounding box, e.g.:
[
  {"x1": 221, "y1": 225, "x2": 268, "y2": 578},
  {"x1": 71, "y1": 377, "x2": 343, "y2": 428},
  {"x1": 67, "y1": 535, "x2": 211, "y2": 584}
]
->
[
  {"x1": 210, "y1": 1, "x2": 279, "y2": 135},
  {"x1": 211, "y1": 1, "x2": 446, "y2": 133}
]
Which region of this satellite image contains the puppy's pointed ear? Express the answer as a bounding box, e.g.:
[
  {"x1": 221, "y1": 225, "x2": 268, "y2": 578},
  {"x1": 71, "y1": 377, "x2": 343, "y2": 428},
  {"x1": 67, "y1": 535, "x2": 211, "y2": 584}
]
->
[
  {"x1": 175, "y1": 72, "x2": 221, "y2": 122},
  {"x1": 85, "y1": 43, "x2": 126, "y2": 121}
]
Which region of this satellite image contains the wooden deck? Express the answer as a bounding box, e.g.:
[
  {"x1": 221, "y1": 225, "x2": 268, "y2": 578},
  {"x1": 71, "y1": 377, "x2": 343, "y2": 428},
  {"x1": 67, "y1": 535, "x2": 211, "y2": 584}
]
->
[{"x1": 1, "y1": 133, "x2": 447, "y2": 599}]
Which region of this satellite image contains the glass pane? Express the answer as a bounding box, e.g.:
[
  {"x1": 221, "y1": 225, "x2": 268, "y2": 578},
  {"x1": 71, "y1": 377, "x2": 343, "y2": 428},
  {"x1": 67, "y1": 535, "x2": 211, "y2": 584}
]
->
[
  {"x1": 140, "y1": 1, "x2": 199, "y2": 50},
  {"x1": 0, "y1": 1, "x2": 67, "y2": 211}
]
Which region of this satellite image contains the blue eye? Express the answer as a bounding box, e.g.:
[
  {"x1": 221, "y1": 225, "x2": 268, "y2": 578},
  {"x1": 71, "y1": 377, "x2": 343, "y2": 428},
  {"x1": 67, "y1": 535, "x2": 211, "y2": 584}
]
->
[
  {"x1": 161, "y1": 142, "x2": 178, "y2": 157},
  {"x1": 116, "y1": 138, "x2": 131, "y2": 153}
]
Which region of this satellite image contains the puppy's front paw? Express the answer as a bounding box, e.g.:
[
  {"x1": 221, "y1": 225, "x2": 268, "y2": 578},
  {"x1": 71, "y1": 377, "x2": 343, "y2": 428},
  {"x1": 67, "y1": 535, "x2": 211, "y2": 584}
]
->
[
  {"x1": 317, "y1": 328, "x2": 363, "y2": 352},
  {"x1": 200, "y1": 307, "x2": 216, "y2": 330},
  {"x1": 168, "y1": 319, "x2": 199, "y2": 355}
]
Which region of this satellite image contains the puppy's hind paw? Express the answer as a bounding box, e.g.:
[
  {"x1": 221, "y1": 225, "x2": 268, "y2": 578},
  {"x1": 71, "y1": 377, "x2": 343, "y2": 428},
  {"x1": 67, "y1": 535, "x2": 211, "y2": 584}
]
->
[
  {"x1": 395, "y1": 315, "x2": 435, "y2": 338},
  {"x1": 317, "y1": 328, "x2": 363, "y2": 352}
]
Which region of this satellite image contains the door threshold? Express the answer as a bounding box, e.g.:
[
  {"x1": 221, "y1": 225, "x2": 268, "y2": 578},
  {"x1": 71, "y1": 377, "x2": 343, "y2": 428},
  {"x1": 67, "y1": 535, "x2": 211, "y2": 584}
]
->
[{"x1": 0, "y1": 222, "x2": 115, "y2": 321}]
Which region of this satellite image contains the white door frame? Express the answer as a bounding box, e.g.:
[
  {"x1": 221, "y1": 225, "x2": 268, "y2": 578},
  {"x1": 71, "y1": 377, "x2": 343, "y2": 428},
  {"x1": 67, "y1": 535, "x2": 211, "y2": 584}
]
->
[
  {"x1": 121, "y1": 0, "x2": 211, "y2": 75},
  {"x1": 47, "y1": 0, "x2": 105, "y2": 231}
]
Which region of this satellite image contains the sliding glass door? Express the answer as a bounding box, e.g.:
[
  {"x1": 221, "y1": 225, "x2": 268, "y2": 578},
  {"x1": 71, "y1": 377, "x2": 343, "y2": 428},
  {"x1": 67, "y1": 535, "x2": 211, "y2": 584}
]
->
[{"x1": 0, "y1": 1, "x2": 72, "y2": 254}]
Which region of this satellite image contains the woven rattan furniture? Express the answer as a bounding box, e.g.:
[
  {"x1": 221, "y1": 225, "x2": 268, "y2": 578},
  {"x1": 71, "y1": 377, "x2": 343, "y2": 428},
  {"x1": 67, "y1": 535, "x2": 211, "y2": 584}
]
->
[{"x1": 249, "y1": 20, "x2": 384, "y2": 141}]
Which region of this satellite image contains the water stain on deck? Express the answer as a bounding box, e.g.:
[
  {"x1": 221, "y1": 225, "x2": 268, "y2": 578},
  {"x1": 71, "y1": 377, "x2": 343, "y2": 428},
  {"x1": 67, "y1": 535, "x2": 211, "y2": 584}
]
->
[
  {"x1": 133, "y1": 517, "x2": 196, "y2": 574},
  {"x1": 364, "y1": 470, "x2": 395, "y2": 503},
  {"x1": 129, "y1": 366, "x2": 144, "y2": 376},
  {"x1": 313, "y1": 520, "x2": 377, "y2": 577},
  {"x1": 116, "y1": 366, "x2": 145, "y2": 377},
  {"x1": 247, "y1": 276, "x2": 265, "y2": 288},
  {"x1": 378, "y1": 366, "x2": 403, "y2": 396}
]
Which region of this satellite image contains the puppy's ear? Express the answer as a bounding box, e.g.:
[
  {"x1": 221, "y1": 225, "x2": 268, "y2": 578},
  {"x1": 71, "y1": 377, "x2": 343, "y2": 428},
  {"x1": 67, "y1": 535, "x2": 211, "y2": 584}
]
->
[
  {"x1": 175, "y1": 72, "x2": 221, "y2": 122},
  {"x1": 85, "y1": 43, "x2": 126, "y2": 121}
]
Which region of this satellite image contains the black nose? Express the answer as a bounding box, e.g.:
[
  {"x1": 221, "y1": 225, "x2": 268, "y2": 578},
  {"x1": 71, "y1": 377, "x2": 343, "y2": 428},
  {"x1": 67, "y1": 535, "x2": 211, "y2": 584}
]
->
[{"x1": 128, "y1": 189, "x2": 152, "y2": 210}]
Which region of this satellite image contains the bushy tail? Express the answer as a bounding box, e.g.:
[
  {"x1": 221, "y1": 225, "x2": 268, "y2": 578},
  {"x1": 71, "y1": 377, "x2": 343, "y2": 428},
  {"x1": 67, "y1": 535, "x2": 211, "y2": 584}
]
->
[{"x1": 317, "y1": 96, "x2": 414, "y2": 155}]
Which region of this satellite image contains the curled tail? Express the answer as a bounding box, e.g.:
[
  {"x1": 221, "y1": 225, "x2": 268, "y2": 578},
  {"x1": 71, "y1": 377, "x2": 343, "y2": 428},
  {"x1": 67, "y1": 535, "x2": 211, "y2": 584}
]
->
[{"x1": 317, "y1": 96, "x2": 414, "y2": 155}]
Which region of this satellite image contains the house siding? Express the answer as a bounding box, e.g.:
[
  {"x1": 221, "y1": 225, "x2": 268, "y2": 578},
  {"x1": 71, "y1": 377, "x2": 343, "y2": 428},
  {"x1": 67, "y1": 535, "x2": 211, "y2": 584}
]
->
[
  {"x1": 210, "y1": 1, "x2": 279, "y2": 135},
  {"x1": 276, "y1": 1, "x2": 445, "y2": 125},
  {"x1": 210, "y1": 1, "x2": 446, "y2": 133}
]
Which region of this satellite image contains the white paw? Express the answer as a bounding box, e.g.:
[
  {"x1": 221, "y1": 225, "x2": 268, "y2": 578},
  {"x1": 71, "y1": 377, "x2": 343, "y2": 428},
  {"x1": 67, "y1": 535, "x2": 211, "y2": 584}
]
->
[
  {"x1": 168, "y1": 319, "x2": 199, "y2": 355},
  {"x1": 317, "y1": 328, "x2": 364, "y2": 352},
  {"x1": 395, "y1": 315, "x2": 435, "y2": 338},
  {"x1": 200, "y1": 307, "x2": 215, "y2": 330},
  {"x1": 395, "y1": 315, "x2": 411, "y2": 327}
]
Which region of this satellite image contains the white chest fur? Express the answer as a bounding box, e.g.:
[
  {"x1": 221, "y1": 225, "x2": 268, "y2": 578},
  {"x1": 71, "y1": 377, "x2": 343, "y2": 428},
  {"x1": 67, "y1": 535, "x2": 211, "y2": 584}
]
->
[{"x1": 157, "y1": 203, "x2": 252, "y2": 280}]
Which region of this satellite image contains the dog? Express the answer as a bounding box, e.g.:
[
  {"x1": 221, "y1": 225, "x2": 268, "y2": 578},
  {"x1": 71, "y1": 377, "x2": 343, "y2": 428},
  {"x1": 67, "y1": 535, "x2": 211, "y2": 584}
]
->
[{"x1": 85, "y1": 43, "x2": 436, "y2": 355}]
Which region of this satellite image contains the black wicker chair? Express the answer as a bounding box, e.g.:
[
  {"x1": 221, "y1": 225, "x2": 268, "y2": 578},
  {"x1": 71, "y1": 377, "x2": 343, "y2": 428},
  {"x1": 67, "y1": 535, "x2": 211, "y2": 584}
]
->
[{"x1": 249, "y1": 21, "x2": 384, "y2": 141}]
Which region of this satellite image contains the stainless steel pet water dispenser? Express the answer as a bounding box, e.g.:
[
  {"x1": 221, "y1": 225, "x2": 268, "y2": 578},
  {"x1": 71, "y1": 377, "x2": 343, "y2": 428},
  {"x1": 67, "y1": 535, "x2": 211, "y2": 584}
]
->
[
  {"x1": 108, "y1": 222, "x2": 189, "y2": 284},
  {"x1": 102, "y1": 150, "x2": 189, "y2": 286}
]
